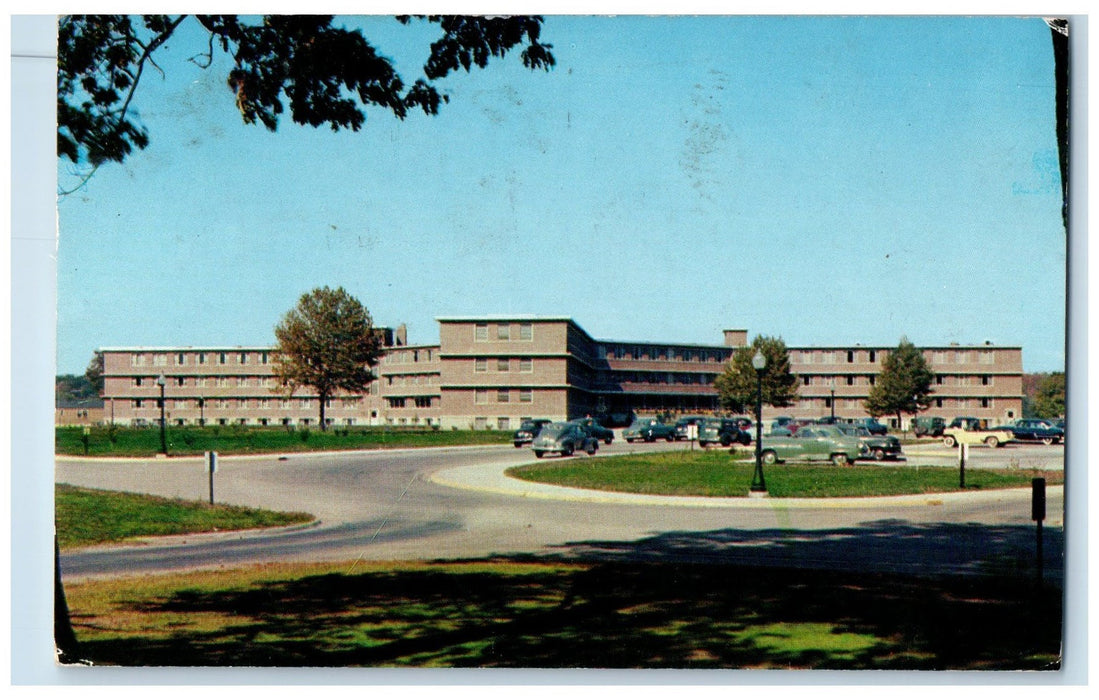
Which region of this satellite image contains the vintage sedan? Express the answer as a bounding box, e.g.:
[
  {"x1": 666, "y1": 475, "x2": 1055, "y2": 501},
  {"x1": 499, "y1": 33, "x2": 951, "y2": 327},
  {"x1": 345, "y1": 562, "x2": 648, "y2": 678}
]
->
[
  {"x1": 698, "y1": 417, "x2": 751, "y2": 447},
  {"x1": 571, "y1": 417, "x2": 615, "y2": 444},
  {"x1": 839, "y1": 424, "x2": 904, "y2": 461},
  {"x1": 512, "y1": 418, "x2": 553, "y2": 448},
  {"x1": 531, "y1": 422, "x2": 599, "y2": 458},
  {"x1": 623, "y1": 417, "x2": 676, "y2": 443},
  {"x1": 757, "y1": 425, "x2": 865, "y2": 466},
  {"x1": 1002, "y1": 419, "x2": 1064, "y2": 445}
]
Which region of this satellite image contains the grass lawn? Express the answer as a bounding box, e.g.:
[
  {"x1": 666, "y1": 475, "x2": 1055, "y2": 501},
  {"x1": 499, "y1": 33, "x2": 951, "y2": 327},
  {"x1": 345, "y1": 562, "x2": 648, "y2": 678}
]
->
[
  {"x1": 56, "y1": 484, "x2": 314, "y2": 549},
  {"x1": 506, "y1": 450, "x2": 1062, "y2": 498},
  {"x1": 61, "y1": 558, "x2": 1062, "y2": 669},
  {"x1": 56, "y1": 425, "x2": 510, "y2": 457}
]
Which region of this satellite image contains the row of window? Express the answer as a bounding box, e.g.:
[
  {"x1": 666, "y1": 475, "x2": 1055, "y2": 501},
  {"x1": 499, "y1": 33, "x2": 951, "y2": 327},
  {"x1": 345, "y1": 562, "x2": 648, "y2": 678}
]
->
[
  {"x1": 799, "y1": 374, "x2": 998, "y2": 388},
  {"x1": 384, "y1": 348, "x2": 436, "y2": 364},
  {"x1": 474, "y1": 388, "x2": 535, "y2": 404},
  {"x1": 386, "y1": 397, "x2": 434, "y2": 409},
  {"x1": 131, "y1": 351, "x2": 270, "y2": 367},
  {"x1": 618, "y1": 372, "x2": 718, "y2": 386},
  {"x1": 598, "y1": 345, "x2": 729, "y2": 364},
  {"x1": 474, "y1": 357, "x2": 535, "y2": 373},
  {"x1": 800, "y1": 397, "x2": 996, "y2": 410},
  {"x1": 131, "y1": 397, "x2": 368, "y2": 410},
  {"x1": 131, "y1": 376, "x2": 278, "y2": 388},
  {"x1": 474, "y1": 323, "x2": 534, "y2": 342}
]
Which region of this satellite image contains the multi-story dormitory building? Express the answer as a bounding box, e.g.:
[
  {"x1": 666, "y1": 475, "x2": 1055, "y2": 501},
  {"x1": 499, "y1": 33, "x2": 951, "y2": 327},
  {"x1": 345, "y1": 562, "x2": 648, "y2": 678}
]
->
[{"x1": 95, "y1": 316, "x2": 1024, "y2": 431}]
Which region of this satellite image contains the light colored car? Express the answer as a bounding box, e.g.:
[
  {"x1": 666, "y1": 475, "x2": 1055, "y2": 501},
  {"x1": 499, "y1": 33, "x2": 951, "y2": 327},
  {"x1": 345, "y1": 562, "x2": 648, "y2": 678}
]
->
[
  {"x1": 757, "y1": 425, "x2": 865, "y2": 466},
  {"x1": 531, "y1": 421, "x2": 599, "y2": 458}
]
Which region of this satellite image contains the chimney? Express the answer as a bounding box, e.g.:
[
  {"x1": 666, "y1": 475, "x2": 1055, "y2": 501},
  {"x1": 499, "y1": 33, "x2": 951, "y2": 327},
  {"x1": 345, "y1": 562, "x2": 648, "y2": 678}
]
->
[{"x1": 723, "y1": 329, "x2": 748, "y2": 348}]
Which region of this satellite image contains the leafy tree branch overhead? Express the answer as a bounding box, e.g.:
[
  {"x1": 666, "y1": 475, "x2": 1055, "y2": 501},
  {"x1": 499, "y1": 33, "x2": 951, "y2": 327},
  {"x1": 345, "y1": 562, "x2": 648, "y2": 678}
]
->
[{"x1": 57, "y1": 14, "x2": 555, "y2": 168}]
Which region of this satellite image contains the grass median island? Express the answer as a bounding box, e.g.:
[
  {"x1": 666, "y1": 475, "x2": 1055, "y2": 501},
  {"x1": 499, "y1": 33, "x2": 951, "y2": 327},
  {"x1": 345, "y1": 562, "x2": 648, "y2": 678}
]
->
[
  {"x1": 56, "y1": 425, "x2": 511, "y2": 457},
  {"x1": 61, "y1": 558, "x2": 1061, "y2": 669},
  {"x1": 56, "y1": 484, "x2": 314, "y2": 549},
  {"x1": 505, "y1": 450, "x2": 1062, "y2": 498}
]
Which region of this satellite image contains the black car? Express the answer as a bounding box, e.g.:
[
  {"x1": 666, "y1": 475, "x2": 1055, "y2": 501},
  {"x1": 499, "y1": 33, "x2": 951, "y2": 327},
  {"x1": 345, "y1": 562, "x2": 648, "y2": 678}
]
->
[
  {"x1": 698, "y1": 418, "x2": 751, "y2": 447},
  {"x1": 571, "y1": 417, "x2": 615, "y2": 444},
  {"x1": 1003, "y1": 419, "x2": 1063, "y2": 445},
  {"x1": 512, "y1": 418, "x2": 552, "y2": 448},
  {"x1": 839, "y1": 425, "x2": 904, "y2": 461},
  {"x1": 851, "y1": 417, "x2": 888, "y2": 435}
]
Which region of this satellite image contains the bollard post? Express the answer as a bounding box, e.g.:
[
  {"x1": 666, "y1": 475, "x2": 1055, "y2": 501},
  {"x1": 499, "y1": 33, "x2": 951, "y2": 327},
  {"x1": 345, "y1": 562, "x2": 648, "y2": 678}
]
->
[
  {"x1": 1032, "y1": 478, "x2": 1046, "y2": 588},
  {"x1": 958, "y1": 443, "x2": 967, "y2": 488}
]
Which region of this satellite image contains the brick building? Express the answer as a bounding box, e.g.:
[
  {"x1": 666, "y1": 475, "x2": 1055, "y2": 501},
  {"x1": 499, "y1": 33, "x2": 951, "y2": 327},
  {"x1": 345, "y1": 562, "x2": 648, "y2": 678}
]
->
[{"x1": 94, "y1": 316, "x2": 1023, "y2": 430}]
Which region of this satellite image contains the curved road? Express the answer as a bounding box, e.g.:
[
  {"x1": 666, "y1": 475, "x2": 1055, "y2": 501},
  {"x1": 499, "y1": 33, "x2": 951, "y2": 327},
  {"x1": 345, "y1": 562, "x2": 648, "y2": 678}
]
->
[{"x1": 55, "y1": 440, "x2": 1064, "y2": 581}]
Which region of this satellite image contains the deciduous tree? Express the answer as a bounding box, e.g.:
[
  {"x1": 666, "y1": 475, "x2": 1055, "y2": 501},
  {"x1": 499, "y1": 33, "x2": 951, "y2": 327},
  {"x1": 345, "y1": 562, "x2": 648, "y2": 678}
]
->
[
  {"x1": 272, "y1": 286, "x2": 384, "y2": 431},
  {"x1": 58, "y1": 14, "x2": 555, "y2": 170},
  {"x1": 713, "y1": 336, "x2": 799, "y2": 414},
  {"x1": 1031, "y1": 372, "x2": 1066, "y2": 419},
  {"x1": 864, "y1": 337, "x2": 934, "y2": 428}
]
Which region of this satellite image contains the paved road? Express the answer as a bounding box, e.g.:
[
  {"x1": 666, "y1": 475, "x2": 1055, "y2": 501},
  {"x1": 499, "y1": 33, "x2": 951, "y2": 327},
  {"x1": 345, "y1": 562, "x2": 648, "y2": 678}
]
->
[{"x1": 55, "y1": 439, "x2": 1064, "y2": 582}]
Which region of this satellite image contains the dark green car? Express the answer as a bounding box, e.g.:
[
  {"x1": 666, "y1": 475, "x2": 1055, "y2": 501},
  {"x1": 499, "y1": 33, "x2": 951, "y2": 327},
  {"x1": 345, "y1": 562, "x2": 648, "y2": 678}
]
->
[
  {"x1": 757, "y1": 425, "x2": 865, "y2": 466},
  {"x1": 623, "y1": 417, "x2": 676, "y2": 443}
]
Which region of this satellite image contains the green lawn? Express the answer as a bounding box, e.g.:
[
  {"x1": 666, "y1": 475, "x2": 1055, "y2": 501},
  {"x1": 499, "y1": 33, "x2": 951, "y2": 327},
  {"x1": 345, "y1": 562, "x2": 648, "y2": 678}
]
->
[
  {"x1": 55, "y1": 484, "x2": 314, "y2": 549},
  {"x1": 61, "y1": 558, "x2": 1062, "y2": 669},
  {"x1": 56, "y1": 424, "x2": 510, "y2": 457},
  {"x1": 506, "y1": 450, "x2": 1061, "y2": 498}
]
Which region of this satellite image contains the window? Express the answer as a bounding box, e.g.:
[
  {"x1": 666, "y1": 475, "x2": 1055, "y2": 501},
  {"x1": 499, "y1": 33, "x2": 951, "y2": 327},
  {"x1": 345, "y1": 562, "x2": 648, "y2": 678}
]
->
[
  {"x1": 131, "y1": 353, "x2": 146, "y2": 366},
  {"x1": 415, "y1": 397, "x2": 432, "y2": 409},
  {"x1": 982, "y1": 375, "x2": 992, "y2": 386},
  {"x1": 475, "y1": 324, "x2": 488, "y2": 341},
  {"x1": 134, "y1": 377, "x2": 143, "y2": 387},
  {"x1": 219, "y1": 353, "x2": 227, "y2": 364},
  {"x1": 846, "y1": 376, "x2": 854, "y2": 386},
  {"x1": 519, "y1": 358, "x2": 533, "y2": 373},
  {"x1": 195, "y1": 377, "x2": 207, "y2": 387},
  {"x1": 519, "y1": 323, "x2": 532, "y2": 341},
  {"x1": 936, "y1": 375, "x2": 944, "y2": 385},
  {"x1": 240, "y1": 352, "x2": 248, "y2": 364},
  {"x1": 519, "y1": 389, "x2": 533, "y2": 403},
  {"x1": 176, "y1": 377, "x2": 185, "y2": 387},
  {"x1": 474, "y1": 358, "x2": 488, "y2": 373},
  {"x1": 198, "y1": 352, "x2": 206, "y2": 365},
  {"x1": 153, "y1": 355, "x2": 167, "y2": 366},
  {"x1": 497, "y1": 389, "x2": 510, "y2": 403},
  {"x1": 261, "y1": 352, "x2": 269, "y2": 364},
  {"x1": 497, "y1": 324, "x2": 510, "y2": 340},
  {"x1": 134, "y1": 399, "x2": 143, "y2": 409},
  {"x1": 238, "y1": 377, "x2": 249, "y2": 387},
  {"x1": 475, "y1": 389, "x2": 488, "y2": 405},
  {"x1": 802, "y1": 376, "x2": 811, "y2": 386},
  {"x1": 300, "y1": 398, "x2": 311, "y2": 409},
  {"x1": 388, "y1": 398, "x2": 406, "y2": 409},
  {"x1": 177, "y1": 353, "x2": 186, "y2": 365},
  {"x1": 497, "y1": 417, "x2": 511, "y2": 430},
  {"x1": 936, "y1": 398, "x2": 943, "y2": 408},
  {"x1": 981, "y1": 398, "x2": 991, "y2": 408},
  {"x1": 497, "y1": 358, "x2": 510, "y2": 372},
  {"x1": 980, "y1": 351, "x2": 995, "y2": 365},
  {"x1": 847, "y1": 350, "x2": 855, "y2": 363},
  {"x1": 869, "y1": 351, "x2": 877, "y2": 363}
]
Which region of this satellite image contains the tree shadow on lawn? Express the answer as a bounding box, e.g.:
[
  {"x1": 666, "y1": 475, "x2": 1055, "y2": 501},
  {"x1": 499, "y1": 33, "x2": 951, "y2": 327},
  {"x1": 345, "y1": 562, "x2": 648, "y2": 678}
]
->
[{"x1": 70, "y1": 520, "x2": 1063, "y2": 670}]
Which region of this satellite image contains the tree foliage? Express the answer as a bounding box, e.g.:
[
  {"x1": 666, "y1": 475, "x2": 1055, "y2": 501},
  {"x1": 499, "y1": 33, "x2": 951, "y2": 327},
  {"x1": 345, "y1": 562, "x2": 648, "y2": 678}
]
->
[
  {"x1": 1030, "y1": 372, "x2": 1066, "y2": 419},
  {"x1": 57, "y1": 14, "x2": 555, "y2": 168},
  {"x1": 272, "y1": 286, "x2": 384, "y2": 430},
  {"x1": 864, "y1": 337, "x2": 934, "y2": 425},
  {"x1": 84, "y1": 352, "x2": 105, "y2": 395},
  {"x1": 713, "y1": 336, "x2": 799, "y2": 414}
]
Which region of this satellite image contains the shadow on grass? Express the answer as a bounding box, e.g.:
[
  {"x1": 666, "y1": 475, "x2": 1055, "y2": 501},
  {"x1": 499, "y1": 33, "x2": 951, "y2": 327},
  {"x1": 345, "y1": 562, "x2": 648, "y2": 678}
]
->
[{"x1": 69, "y1": 521, "x2": 1063, "y2": 669}]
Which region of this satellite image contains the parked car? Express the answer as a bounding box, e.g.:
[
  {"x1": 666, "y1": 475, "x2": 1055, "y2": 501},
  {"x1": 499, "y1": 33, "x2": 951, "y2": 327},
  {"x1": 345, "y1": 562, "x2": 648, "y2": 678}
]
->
[
  {"x1": 623, "y1": 417, "x2": 676, "y2": 443},
  {"x1": 757, "y1": 425, "x2": 865, "y2": 466},
  {"x1": 572, "y1": 417, "x2": 615, "y2": 444},
  {"x1": 512, "y1": 418, "x2": 552, "y2": 448},
  {"x1": 839, "y1": 424, "x2": 904, "y2": 461},
  {"x1": 674, "y1": 416, "x2": 708, "y2": 441},
  {"x1": 530, "y1": 422, "x2": 599, "y2": 458},
  {"x1": 942, "y1": 417, "x2": 1013, "y2": 448},
  {"x1": 851, "y1": 417, "x2": 888, "y2": 435},
  {"x1": 1000, "y1": 418, "x2": 1064, "y2": 445},
  {"x1": 698, "y1": 417, "x2": 751, "y2": 447},
  {"x1": 911, "y1": 416, "x2": 945, "y2": 438},
  {"x1": 770, "y1": 416, "x2": 794, "y2": 433}
]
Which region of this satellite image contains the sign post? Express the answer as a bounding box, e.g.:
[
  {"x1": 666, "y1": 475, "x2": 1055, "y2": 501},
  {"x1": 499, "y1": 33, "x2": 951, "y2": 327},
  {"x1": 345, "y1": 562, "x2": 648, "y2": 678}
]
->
[{"x1": 205, "y1": 451, "x2": 218, "y2": 505}]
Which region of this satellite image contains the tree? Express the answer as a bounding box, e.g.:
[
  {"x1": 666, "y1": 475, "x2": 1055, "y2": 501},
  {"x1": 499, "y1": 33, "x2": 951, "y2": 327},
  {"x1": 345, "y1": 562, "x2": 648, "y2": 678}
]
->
[
  {"x1": 864, "y1": 337, "x2": 934, "y2": 428},
  {"x1": 713, "y1": 336, "x2": 799, "y2": 414},
  {"x1": 58, "y1": 14, "x2": 555, "y2": 170},
  {"x1": 1031, "y1": 372, "x2": 1066, "y2": 419},
  {"x1": 84, "y1": 352, "x2": 105, "y2": 396},
  {"x1": 272, "y1": 286, "x2": 383, "y2": 431}
]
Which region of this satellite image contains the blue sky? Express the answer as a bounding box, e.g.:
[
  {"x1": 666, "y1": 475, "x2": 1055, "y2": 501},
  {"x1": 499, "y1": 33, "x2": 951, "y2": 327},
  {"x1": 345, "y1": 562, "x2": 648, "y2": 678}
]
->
[{"x1": 55, "y1": 15, "x2": 1067, "y2": 374}]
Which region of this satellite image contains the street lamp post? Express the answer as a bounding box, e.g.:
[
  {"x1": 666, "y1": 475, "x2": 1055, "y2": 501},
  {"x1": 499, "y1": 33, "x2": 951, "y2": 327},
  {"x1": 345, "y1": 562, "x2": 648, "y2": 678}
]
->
[
  {"x1": 156, "y1": 374, "x2": 167, "y2": 455},
  {"x1": 750, "y1": 350, "x2": 767, "y2": 495}
]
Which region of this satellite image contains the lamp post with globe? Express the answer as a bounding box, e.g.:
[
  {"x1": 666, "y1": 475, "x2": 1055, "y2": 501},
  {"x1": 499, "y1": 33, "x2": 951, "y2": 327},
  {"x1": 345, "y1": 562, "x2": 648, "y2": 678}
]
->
[{"x1": 750, "y1": 350, "x2": 767, "y2": 495}]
